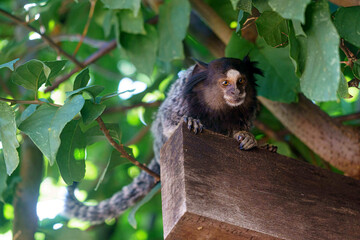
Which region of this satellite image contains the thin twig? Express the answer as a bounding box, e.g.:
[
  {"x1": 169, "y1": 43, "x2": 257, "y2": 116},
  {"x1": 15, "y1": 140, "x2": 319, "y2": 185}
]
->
[
  {"x1": 44, "y1": 40, "x2": 117, "y2": 93},
  {"x1": 73, "y1": 0, "x2": 97, "y2": 56},
  {"x1": 0, "y1": 97, "x2": 61, "y2": 107},
  {"x1": 0, "y1": 8, "x2": 84, "y2": 68},
  {"x1": 340, "y1": 38, "x2": 356, "y2": 68},
  {"x1": 96, "y1": 117, "x2": 160, "y2": 181},
  {"x1": 333, "y1": 112, "x2": 360, "y2": 123}
]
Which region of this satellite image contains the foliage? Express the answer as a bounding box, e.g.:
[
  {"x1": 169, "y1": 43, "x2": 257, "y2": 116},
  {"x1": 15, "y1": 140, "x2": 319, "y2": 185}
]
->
[{"x1": 0, "y1": 0, "x2": 359, "y2": 239}]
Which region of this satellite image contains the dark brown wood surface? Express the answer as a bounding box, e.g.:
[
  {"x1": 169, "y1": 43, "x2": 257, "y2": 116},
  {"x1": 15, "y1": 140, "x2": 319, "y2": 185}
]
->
[{"x1": 160, "y1": 123, "x2": 360, "y2": 240}]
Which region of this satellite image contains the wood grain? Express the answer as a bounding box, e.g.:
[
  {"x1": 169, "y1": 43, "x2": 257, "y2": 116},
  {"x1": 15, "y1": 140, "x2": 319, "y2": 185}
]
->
[{"x1": 160, "y1": 123, "x2": 360, "y2": 240}]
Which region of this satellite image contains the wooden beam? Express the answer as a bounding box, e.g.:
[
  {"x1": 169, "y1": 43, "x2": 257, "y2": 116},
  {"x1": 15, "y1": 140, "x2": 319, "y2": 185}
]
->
[{"x1": 160, "y1": 123, "x2": 360, "y2": 240}]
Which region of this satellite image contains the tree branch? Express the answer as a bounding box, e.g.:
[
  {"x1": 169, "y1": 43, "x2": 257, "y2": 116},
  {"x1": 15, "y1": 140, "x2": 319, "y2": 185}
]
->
[
  {"x1": 104, "y1": 101, "x2": 162, "y2": 114},
  {"x1": 96, "y1": 117, "x2": 160, "y2": 181},
  {"x1": 44, "y1": 40, "x2": 117, "y2": 93},
  {"x1": 334, "y1": 112, "x2": 360, "y2": 123},
  {"x1": 0, "y1": 8, "x2": 84, "y2": 68},
  {"x1": 0, "y1": 96, "x2": 61, "y2": 107}
]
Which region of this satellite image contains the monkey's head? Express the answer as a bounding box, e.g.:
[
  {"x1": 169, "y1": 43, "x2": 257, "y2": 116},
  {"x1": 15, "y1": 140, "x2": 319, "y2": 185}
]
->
[{"x1": 184, "y1": 57, "x2": 262, "y2": 111}]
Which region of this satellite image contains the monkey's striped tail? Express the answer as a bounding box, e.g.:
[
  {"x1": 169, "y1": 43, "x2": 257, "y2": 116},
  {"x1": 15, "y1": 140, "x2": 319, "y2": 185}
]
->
[{"x1": 63, "y1": 159, "x2": 160, "y2": 224}]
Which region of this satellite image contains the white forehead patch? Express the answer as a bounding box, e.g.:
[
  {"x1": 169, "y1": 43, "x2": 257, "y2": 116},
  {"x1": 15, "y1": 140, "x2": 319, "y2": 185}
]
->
[{"x1": 226, "y1": 69, "x2": 240, "y2": 81}]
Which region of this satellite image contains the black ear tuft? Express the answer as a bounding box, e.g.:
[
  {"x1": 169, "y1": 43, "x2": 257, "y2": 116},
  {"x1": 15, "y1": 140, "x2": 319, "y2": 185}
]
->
[
  {"x1": 243, "y1": 56, "x2": 263, "y2": 77},
  {"x1": 184, "y1": 59, "x2": 209, "y2": 94},
  {"x1": 243, "y1": 55, "x2": 250, "y2": 63}
]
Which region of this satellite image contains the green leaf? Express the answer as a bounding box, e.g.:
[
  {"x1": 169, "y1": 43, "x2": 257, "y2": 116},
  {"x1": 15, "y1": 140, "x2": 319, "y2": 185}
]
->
[
  {"x1": 18, "y1": 104, "x2": 38, "y2": 125},
  {"x1": 56, "y1": 120, "x2": 86, "y2": 185},
  {"x1": 73, "y1": 68, "x2": 90, "y2": 90},
  {"x1": 255, "y1": 11, "x2": 288, "y2": 47},
  {"x1": 66, "y1": 85, "x2": 105, "y2": 99},
  {"x1": 292, "y1": 19, "x2": 306, "y2": 37},
  {"x1": 11, "y1": 59, "x2": 51, "y2": 92},
  {"x1": 103, "y1": 10, "x2": 115, "y2": 38},
  {"x1": 337, "y1": 73, "x2": 349, "y2": 99},
  {"x1": 250, "y1": 39, "x2": 299, "y2": 102},
  {"x1": 288, "y1": 20, "x2": 307, "y2": 77},
  {"x1": 19, "y1": 95, "x2": 85, "y2": 165},
  {"x1": 0, "y1": 58, "x2": 19, "y2": 71},
  {"x1": 300, "y1": 0, "x2": 340, "y2": 101},
  {"x1": 225, "y1": 33, "x2": 254, "y2": 59},
  {"x1": 269, "y1": 0, "x2": 310, "y2": 23},
  {"x1": 43, "y1": 60, "x2": 67, "y2": 86},
  {"x1": 334, "y1": 6, "x2": 360, "y2": 48},
  {"x1": 352, "y1": 60, "x2": 360, "y2": 79},
  {"x1": 0, "y1": 102, "x2": 19, "y2": 175},
  {"x1": 119, "y1": 9, "x2": 146, "y2": 34},
  {"x1": 128, "y1": 182, "x2": 161, "y2": 229},
  {"x1": 95, "y1": 149, "x2": 131, "y2": 190},
  {"x1": 81, "y1": 100, "x2": 106, "y2": 125},
  {"x1": 158, "y1": 0, "x2": 191, "y2": 62},
  {"x1": 101, "y1": 0, "x2": 141, "y2": 16},
  {"x1": 230, "y1": 0, "x2": 252, "y2": 13},
  {"x1": 0, "y1": 153, "x2": 7, "y2": 202},
  {"x1": 252, "y1": 0, "x2": 272, "y2": 12},
  {"x1": 121, "y1": 25, "x2": 158, "y2": 76}
]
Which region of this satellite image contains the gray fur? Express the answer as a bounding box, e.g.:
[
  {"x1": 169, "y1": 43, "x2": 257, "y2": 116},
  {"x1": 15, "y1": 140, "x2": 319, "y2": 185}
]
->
[{"x1": 63, "y1": 67, "x2": 194, "y2": 224}]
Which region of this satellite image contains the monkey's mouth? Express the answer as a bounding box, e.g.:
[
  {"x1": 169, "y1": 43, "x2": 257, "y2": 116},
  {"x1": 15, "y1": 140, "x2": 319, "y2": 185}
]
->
[
  {"x1": 224, "y1": 96, "x2": 245, "y2": 107},
  {"x1": 224, "y1": 93, "x2": 246, "y2": 107}
]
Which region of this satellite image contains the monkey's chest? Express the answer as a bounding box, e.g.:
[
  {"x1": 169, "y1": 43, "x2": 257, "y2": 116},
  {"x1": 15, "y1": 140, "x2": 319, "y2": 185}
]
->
[{"x1": 198, "y1": 113, "x2": 249, "y2": 136}]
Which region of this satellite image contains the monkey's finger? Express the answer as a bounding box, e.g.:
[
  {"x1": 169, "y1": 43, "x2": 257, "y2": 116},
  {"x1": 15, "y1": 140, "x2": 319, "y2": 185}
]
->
[
  {"x1": 198, "y1": 121, "x2": 204, "y2": 132},
  {"x1": 243, "y1": 139, "x2": 257, "y2": 150},
  {"x1": 239, "y1": 138, "x2": 249, "y2": 149},
  {"x1": 193, "y1": 120, "x2": 199, "y2": 134},
  {"x1": 187, "y1": 117, "x2": 193, "y2": 131},
  {"x1": 183, "y1": 116, "x2": 188, "y2": 123}
]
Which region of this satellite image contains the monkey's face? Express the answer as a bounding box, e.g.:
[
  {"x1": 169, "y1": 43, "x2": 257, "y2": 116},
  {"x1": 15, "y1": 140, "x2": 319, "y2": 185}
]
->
[{"x1": 219, "y1": 69, "x2": 247, "y2": 107}]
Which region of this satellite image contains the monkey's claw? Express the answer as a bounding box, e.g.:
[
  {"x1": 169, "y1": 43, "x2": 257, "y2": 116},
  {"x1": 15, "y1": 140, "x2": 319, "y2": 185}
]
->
[
  {"x1": 234, "y1": 131, "x2": 257, "y2": 150},
  {"x1": 183, "y1": 116, "x2": 204, "y2": 134},
  {"x1": 260, "y1": 144, "x2": 278, "y2": 153}
]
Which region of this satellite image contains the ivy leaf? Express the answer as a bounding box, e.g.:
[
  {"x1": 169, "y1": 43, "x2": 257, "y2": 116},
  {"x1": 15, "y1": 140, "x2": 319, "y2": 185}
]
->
[
  {"x1": 255, "y1": 11, "x2": 288, "y2": 47},
  {"x1": 56, "y1": 120, "x2": 86, "y2": 185},
  {"x1": 300, "y1": 0, "x2": 340, "y2": 101},
  {"x1": 19, "y1": 95, "x2": 85, "y2": 165},
  {"x1": 225, "y1": 33, "x2": 254, "y2": 60},
  {"x1": 158, "y1": 0, "x2": 191, "y2": 62},
  {"x1": 12, "y1": 59, "x2": 51, "y2": 92},
  {"x1": 0, "y1": 153, "x2": 7, "y2": 202},
  {"x1": 119, "y1": 9, "x2": 146, "y2": 35},
  {"x1": 66, "y1": 85, "x2": 105, "y2": 99},
  {"x1": 103, "y1": 10, "x2": 115, "y2": 38},
  {"x1": 18, "y1": 104, "x2": 38, "y2": 125},
  {"x1": 0, "y1": 58, "x2": 19, "y2": 71},
  {"x1": 121, "y1": 25, "x2": 158, "y2": 76},
  {"x1": 250, "y1": 39, "x2": 299, "y2": 103},
  {"x1": 101, "y1": 0, "x2": 141, "y2": 16},
  {"x1": 81, "y1": 100, "x2": 106, "y2": 125},
  {"x1": 73, "y1": 68, "x2": 90, "y2": 90},
  {"x1": 334, "y1": 6, "x2": 360, "y2": 48},
  {"x1": 0, "y1": 102, "x2": 19, "y2": 175},
  {"x1": 269, "y1": 0, "x2": 311, "y2": 23},
  {"x1": 128, "y1": 182, "x2": 161, "y2": 229}
]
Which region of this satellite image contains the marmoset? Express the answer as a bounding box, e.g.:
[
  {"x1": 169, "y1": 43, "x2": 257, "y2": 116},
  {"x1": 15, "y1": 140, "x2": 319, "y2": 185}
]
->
[{"x1": 64, "y1": 57, "x2": 262, "y2": 224}]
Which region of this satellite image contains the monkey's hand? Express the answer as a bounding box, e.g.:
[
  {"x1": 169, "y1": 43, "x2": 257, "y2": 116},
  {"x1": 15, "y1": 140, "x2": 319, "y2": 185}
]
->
[
  {"x1": 233, "y1": 131, "x2": 257, "y2": 150},
  {"x1": 260, "y1": 143, "x2": 278, "y2": 153},
  {"x1": 183, "y1": 116, "x2": 204, "y2": 134}
]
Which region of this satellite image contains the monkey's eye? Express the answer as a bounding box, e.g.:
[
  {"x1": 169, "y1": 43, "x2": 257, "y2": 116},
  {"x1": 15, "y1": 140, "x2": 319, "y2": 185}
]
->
[
  {"x1": 222, "y1": 80, "x2": 230, "y2": 86},
  {"x1": 239, "y1": 77, "x2": 245, "y2": 84}
]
